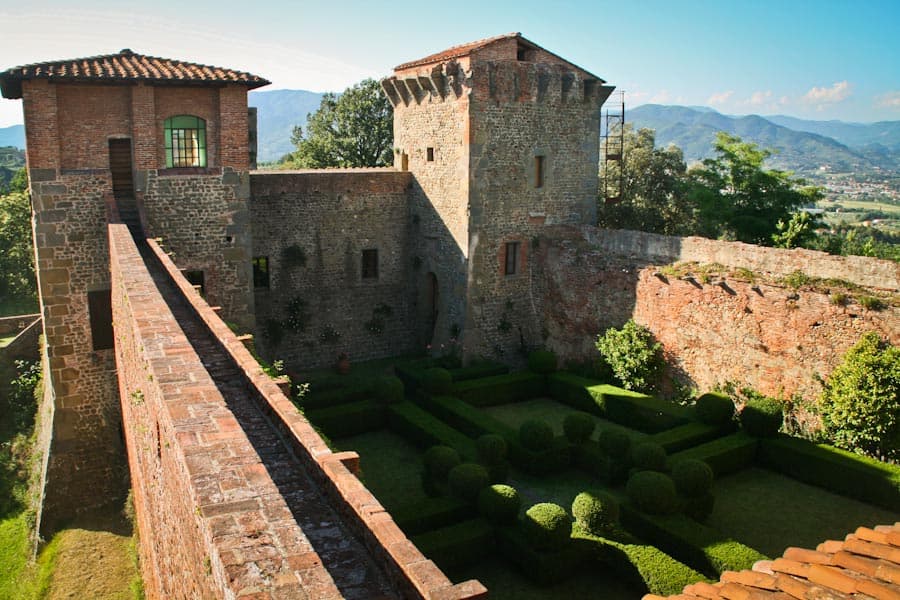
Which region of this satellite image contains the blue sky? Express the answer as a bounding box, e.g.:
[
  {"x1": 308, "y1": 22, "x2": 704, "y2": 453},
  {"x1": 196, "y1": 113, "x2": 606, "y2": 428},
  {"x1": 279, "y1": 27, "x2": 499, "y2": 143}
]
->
[{"x1": 1, "y1": 0, "x2": 898, "y2": 126}]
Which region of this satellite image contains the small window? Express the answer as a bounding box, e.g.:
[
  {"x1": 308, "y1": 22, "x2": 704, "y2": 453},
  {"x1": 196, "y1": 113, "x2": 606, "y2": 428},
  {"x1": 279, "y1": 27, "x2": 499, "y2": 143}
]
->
[
  {"x1": 426, "y1": 147, "x2": 434, "y2": 162},
  {"x1": 534, "y1": 155, "x2": 544, "y2": 188},
  {"x1": 252, "y1": 257, "x2": 269, "y2": 288},
  {"x1": 184, "y1": 270, "x2": 205, "y2": 296},
  {"x1": 361, "y1": 249, "x2": 379, "y2": 279},
  {"x1": 164, "y1": 115, "x2": 207, "y2": 168},
  {"x1": 88, "y1": 289, "x2": 113, "y2": 351},
  {"x1": 504, "y1": 242, "x2": 520, "y2": 276}
]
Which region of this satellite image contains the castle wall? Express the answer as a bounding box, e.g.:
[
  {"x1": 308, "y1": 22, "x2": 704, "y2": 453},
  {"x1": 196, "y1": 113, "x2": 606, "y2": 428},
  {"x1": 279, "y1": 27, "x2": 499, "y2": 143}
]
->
[
  {"x1": 249, "y1": 170, "x2": 416, "y2": 369},
  {"x1": 535, "y1": 226, "x2": 899, "y2": 401},
  {"x1": 56, "y1": 85, "x2": 131, "y2": 169}
]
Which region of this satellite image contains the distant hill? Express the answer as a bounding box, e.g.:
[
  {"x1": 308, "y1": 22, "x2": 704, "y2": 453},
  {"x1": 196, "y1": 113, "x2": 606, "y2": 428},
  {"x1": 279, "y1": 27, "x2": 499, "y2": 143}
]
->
[
  {"x1": 765, "y1": 115, "x2": 900, "y2": 152},
  {"x1": 0, "y1": 125, "x2": 25, "y2": 149},
  {"x1": 249, "y1": 89, "x2": 326, "y2": 163},
  {"x1": 628, "y1": 105, "x2": 899, "y2": 175},
  {"x1": 0, "y1": 146, "x2": 25, "y2": 191}
]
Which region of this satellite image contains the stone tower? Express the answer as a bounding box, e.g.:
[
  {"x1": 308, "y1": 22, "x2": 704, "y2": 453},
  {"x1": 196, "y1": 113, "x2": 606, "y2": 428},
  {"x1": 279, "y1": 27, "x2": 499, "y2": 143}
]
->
[
  {"x1": 382, "y1": 33, "x2": 614, "y2": 359},
  {"x1": 0, "y1": 51, "x2": 268, "y2": 531}
]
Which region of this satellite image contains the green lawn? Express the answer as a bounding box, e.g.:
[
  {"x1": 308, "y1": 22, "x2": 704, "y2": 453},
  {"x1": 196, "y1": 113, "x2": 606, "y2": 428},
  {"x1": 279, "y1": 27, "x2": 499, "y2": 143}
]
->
[
  {"x1": 482, "y1": 397, "x2": 647, "y2": 442},
  {"x1": 707, "y1": 467, "x2": 900, "y2": 557},
  {"x1": 335, "y1": 429, "x2": 428, "y2": 512}
]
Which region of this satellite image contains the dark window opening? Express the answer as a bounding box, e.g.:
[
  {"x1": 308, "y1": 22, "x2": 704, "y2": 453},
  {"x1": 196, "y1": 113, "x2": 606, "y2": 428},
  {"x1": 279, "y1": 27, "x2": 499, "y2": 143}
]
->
[
  {"x1": 505, "y1": 242, "x2": 520, "y2": 276},
  {"x1": 362, "y1": 249, "x2": 379, "y2": 279},
  {"x1": 517, "y1": 44, "x2": 529, "y2": 61},
  {"x1": 88, "y1": 289, "x2": 114, "y2": 351},
  {"x1": 164, "y1": 115, "x2": 207, "y2": 168},
  {"x1": 534, "y1": 155, "x2": 544, "y2": 188},
  {"x1": 426, "y1": 147, "x2": 434, "y2": 162},
  {"x1": 252, "y1": 257, "x2": 269, "y2": 288},
  {"x1": 184, "y1": 270, "x2": 205, "y2": 296}
]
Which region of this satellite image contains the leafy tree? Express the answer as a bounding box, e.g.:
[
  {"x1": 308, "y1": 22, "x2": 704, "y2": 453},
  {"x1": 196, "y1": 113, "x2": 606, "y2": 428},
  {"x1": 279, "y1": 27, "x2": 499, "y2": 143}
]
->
[
  {"x1": 819, "y1": 332, "x2": 899, "y2": 461},
  {"x1": 284, "y1": 78, "x2": 393, "y2": 168},
  {"x1": 772, "y1": 211, "x2": 822, "y2": 249},
  {"x1": 0, "y1": 189, "x2": 37, "y2": 314},
  {"x1": 686, "y1": 133, "x2": 822, "y2": 245},
  {"x1": 598, "y1": 126, "x2": 693, "y2": 235},
  {"x1": 595, "y1": 320, "x2": 664, "y2": 393}
]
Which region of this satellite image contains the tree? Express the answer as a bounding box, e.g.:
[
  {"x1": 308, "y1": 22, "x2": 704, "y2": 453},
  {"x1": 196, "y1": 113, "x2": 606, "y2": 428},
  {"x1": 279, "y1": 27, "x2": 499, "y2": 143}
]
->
[
  {"x1": 687, "y1": 133, "x2": 822, "y2": 245},
  {"x1": 0, "y1": 188, "x2": 37, "y2": 315},
  {"x1": 598, "y1": 126, "x2": 694, "y2": 235},
  {"x1": 595, "y1": 320, "x2": 664, "y2": 393},
  {"x1": 284, "y1": 78, "x2": 393, "y2": 168},
  {"x1": 819, "y1": 332, "x2": 899, "y2": 461},
  {"x1": 772, "y1": 211, "x2": 822, "y2": 249}
]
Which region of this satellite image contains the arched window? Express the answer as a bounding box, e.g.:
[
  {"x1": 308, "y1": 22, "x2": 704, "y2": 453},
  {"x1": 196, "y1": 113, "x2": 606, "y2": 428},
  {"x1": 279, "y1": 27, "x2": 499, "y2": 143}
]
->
[{"x1": 164, "y1": 115, "x2": 207, "y2": 168}]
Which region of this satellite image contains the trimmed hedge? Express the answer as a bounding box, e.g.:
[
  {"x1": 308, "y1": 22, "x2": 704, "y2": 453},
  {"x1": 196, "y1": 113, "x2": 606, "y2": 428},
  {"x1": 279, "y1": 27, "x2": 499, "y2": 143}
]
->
[
  {"x1": 449, "y1": 361, "x2": 509, "y2": 382},
  {"x1": 524, "y1": 503, "x2": 571, "y2": 551},
  {"x1": 373, "y1": 375, "x2": 404, "y2": 404},
  {"x1": 508, "y1": 436, "x2": 571, "y2": 476},
  {"x1": 668, "y1": 432, "x2": 758, "y2": 478},
  {"x1": 572, "y1": 491, "x2": 619, "y2": 535},
  {"x1": 671, "y1": 459, "x2": 713, "y2": 497},
  {"x1": 520, "y1": 419, "x2": 554, "y2": 451},
  {"x1": 572, "y1": 525, "x2": 709, "y2": 596},
  {"x1": 392, "y1": 496, "x2": 474, "y2": 535},
  {"x1": 304, "y1": 399, "x2": 385, "y2": 439},
  {"x1": 547, "y1": 372, "x2": 603, "y2": 413},
  {"x1": 497, "y1": 525, "x2": 586, "y2": 586},
  {"x1": 478, "y1": 484, "x2": 520, "y2": 524},
  {"x1": 563, "y1": 412, "x2": 596, "y2": 444},
  {"x1": 626, "y1": 471, "x2": 679, "y2": 515},
  {"x1": 620, "y1": 505, "x2": 768, "y2": 577},
  {"x1": 576, "y1": 441, "x2": 630, "y2": 484},
  {"x1": 598, "y1": 428, "x2": 632, "y2": 460},
  {"x1": 301, "y1": 382, "x2": 372, "y2": 410},
  {"x1": 593, "y1": 385, "x2": 692, "y2": 433},
  {"x1": 411, "y1": 518, "x2": 495, "y2": 571},
  {"x1": 422, "y1": 368, "x2": 453, "y2": 395},
  {"x1": 695, "y1": 392, "x2": 734, "y2": 427},
  {"x1": 423, "y1": 445, "x2": 461, "y2": 480},
  {"x1": 759, "y1": 434, "x2": 900, "y2": 511},
  {"x1": 648, "y1": 422, "x2": 726, "y2": 454},
  {"x1": 422, "y1": 395, "x2": 517, "y2": 440},
  {"x1": 448, "y1": 463, "x2": 490, "y2": 502},
  {"x1": 739, "y1": 396, "x2": 783, "y2": 437},
  {"x1": 387, "y1": 401, "x2": 476, "y2": 459},
  {"x1": 528, "y1": 350, "x2": 558, "y2": 374},
  {"x1": 452, "y1": 371, "x2": 547, "y2": 407},
  {"x1": 631, "y1": 442, "x2": 668, "y2": 472},
  {"x1": 477, "y1": 434, "x2": 508, "y2": 464}
]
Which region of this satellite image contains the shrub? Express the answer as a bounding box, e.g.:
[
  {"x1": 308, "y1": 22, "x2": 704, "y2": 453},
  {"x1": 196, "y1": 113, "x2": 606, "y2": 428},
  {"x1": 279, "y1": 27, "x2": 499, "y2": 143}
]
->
[
  {"x1": 528, "y1": 349, "x2": 558, "y2": 374},
  {"x1": 411, "y1": 519, "x2": 494, "y2": 571},
  {"x1": 478, "y1": 484, "x2": 520, "y2": 524},
  {"x1": 739, "y1": 395, "x2": 783, "y2": 437},
  {"x1": 452, "y1": 372, "x2": 545, "y2": 406},
  {"x1": 421, "y1": 367, "x2": 453, "y2": 395},
  {"x1": 648, "y1": 422, "x2": 724, "y2": 454},
  {"x1": 671, "y1": 459, "x2": 713, "y2": 497},
  {"x1": 571, "y1": 491, "x2": 619, "y2": 535},
  {"x1": 631, "y1": 442, "x2": 667, "y2": 472},
  {"x1": 519, "y1": 419, "x2": 554, "y2": 451},
  {"x1": 563, "y1": 412, "x2": 596, "y2": 445},
  {"x1": 524, "y1": 503, "x2": 571, "y2": 551},
  {"x1": 695, "y1": 392, "x2": 734, "y2": 427},
  {"x1": 305, "y1": 399, "x2": 385, "y2": 439},
  {"x1": 683, "y1": 492, "x2": 715, "y2": 522},
  {"x1": 476, "y1": 433, "x2": 507, "y2": 464},
  {"x1": 595, "y1": 320, "x2": 664, "y2": 393},
  {"x1": 448, "y1": 463, "x2": 489, "y2": 502},
  {"x1": 388, "y1": 402, "x2": 476, "y2": 459},
  {"x1": 373, "y1": 375, "x2": 404, "y2": 404},
  {"x1": 819, "y1": 332, "x2": 899, "y2": 461},
  {"x1": 668, "y1": 433, "x2": 758, "y2": 478},
  {"x1": 424, "y1": 445, "x2": 461, "y2": 480},
  {"x1": 626, "y1": 471, "x2": 678, "y2": 515},
  {"x1": 598, "y1": 428, "x2": 631, "y2": 460}
]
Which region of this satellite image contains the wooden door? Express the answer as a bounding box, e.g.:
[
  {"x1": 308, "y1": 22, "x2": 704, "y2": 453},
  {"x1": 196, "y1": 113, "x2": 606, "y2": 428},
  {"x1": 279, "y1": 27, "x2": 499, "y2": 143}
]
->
[{"x1": 108, "y1": 139, "x2": 134, "y2": 198}]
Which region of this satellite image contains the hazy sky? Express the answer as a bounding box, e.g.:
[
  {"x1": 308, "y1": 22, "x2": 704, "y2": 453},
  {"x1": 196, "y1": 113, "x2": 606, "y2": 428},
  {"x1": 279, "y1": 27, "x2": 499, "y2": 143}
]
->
[{"x1": 1, "y1": 0, "x2": 898, "y2": 126}]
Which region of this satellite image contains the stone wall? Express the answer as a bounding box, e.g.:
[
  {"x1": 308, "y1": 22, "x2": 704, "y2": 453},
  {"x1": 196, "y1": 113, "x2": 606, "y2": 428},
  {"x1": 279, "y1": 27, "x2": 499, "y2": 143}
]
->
[
  {"x1": 250, "y1": 170, "x2": 417, "y2": 369},
  {"x1": 535, "y1": 226, "x2": 899, "y2": 401}
]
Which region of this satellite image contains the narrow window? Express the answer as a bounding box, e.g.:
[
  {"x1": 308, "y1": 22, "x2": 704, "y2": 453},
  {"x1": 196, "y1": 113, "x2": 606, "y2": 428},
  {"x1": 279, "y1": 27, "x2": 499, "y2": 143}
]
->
[
  {"x1": 88, "y1": 289, "x2": 114, "y2": 351},
  {"x1": 361, "y1": 249, "x2": 379, "y2": 279},
  {"x1": 252, "y1": 257, "x2": 269, "y2": 288},
  {"x1": 534, "y1": 155, "x2": 544, "y2": 188},
  {"x1": 164, "y1": 115, "x2": 207, "y2": 168},
  {"x1": 426, "y1": 147, "x2": 434, "y2": 162},
  {"x1": 504, "y1": 242, "x2": 520, "y2": 276},
  {"x1": 184, "y1": 270, "x2": 205, "y2": 296}
]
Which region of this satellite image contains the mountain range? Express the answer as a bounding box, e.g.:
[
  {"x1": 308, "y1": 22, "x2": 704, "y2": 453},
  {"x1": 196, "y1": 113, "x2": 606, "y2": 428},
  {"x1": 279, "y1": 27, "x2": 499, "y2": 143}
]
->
[
  {"x1": 249, "y1": 89, "x2": 326, "y2": 163},
  {"x1": 0, "y1": 124, "x2": 24, "y2": 149}
]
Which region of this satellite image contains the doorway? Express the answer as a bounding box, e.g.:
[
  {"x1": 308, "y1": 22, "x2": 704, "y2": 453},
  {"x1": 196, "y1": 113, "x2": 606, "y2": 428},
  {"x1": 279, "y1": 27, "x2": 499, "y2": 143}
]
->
[
  {"x1": 425, "y1": 272, "x2": 438, "y2": 344},
  {"x1": 108, "y1": 139, "x2": 134, "y2": 199}
]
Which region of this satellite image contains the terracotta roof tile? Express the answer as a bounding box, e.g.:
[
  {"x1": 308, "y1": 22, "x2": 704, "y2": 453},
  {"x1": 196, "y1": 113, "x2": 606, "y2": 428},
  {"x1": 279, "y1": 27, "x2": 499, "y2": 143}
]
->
[
  {"x1": 394, "y1": 32, "x2": 521, "y2": 71},
  {"x1": 0, "y1": 49, "x2": 269, "y2": 99}
]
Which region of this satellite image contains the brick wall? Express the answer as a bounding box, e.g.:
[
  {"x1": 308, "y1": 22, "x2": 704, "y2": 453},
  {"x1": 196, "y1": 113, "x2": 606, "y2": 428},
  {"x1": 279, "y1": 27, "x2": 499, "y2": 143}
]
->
[
  {"x1": 249, "y1": 170, "x2": 417, "y2": 369},
  {"x1": 56, "y1": 85, "x2": 131, "y2": 169}
]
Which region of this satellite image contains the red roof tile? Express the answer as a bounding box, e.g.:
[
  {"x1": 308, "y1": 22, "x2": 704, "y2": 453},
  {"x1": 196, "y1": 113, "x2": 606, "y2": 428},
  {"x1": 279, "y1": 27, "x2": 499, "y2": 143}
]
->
[{"x1": 0, "y1": 49, "x2": 269, "y2": 99}]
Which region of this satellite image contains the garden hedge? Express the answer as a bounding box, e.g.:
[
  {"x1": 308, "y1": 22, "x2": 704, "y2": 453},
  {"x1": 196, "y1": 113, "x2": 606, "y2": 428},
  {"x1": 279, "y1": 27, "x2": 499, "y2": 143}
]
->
[
  {"x1": 694, "y1": 392, "x2": 735, "y2": 427},
  {"x1": 452, "y1": 371, "x2": 547, "y2": 407},
  {"x1": 449, "y1": 361, "x2": 509, "y2": 382},
  {"x1": 759, "y1": 435, "x2": 900, "y2": 511},
  {"x1": 648, "y1": 422, "x2": 727, "y2": 454},
  {"x1": 304, "y1": 399, "x2": 385, "y2": 438},
  {"x1": 626, "y1": 471, "x2": 679, "y2": 515},
  {"x1": 411, "y1": 518, "x2": 495, "y2": 571},
  {"x1": 620, "y1": 505, "x2": 768, "y2": 577},
  {"x1": 524, "y1": 503, "x2": 572, "y2": 551},
  {"x1": 668, "y1": 432, "x2": 759, "y2": 477},
  {"x1": 497, "y1": 525, "x2": 586, "y2": 585},
  {"x1": 739, "y1": 396, "x2": 783, "y2": 437},
  {"x1": 391, "y1": 496, "x2": 474, "y2": 536},
  {"x1": 387, "y1": 401, "x2": 476, "y2": 459},
  {"x1": 423, "y1": 445, "x2": 461, "y2": 480},
  {"x1": 547, "y1": 372, "x2": 604, "y2": 413},
  {"x1": 422, "y1": 395, "x2": 517, "y2": 440},
  {"x1": 478, "y1": 484, "x2": 521, "y2": 525},
  {"x1": 301, "y1": 381, "x2": 373, "y2": 410},
  {"x1": 563, "y1": 412, "x2": 596, "y2": 444},
  {"x1": 527, "y1": 349, "x2": 558, "y2": 374},
  {"x1": 572, "y1": 491, "x2": 619, "y2": 535},
  {"x1": 448, "y1": 463, "x2": 490, "y2": 502}
]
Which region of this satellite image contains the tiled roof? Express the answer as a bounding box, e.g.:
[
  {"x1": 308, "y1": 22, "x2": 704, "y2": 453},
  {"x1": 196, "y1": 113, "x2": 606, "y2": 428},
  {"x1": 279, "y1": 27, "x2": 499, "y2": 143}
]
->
[
  {"x1": 0, "y1": 49, "x2": 270, "y2": 99},
  {"x1": 643, "y1": 523, "x2": 900, "y2": 600}
]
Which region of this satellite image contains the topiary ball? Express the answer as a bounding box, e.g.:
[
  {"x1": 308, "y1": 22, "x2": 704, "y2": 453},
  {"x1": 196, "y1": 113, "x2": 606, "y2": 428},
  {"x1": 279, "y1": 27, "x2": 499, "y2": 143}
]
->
[
  {"x1": 630, "y1": 442, "x2": 667, "y2": 472},
  {"x1": 740, "y1": 396, "x2": 783, "y2": 437},
  {"x1": 626, "y1": 471, "x2": 679, "y2": 515},
  {"x1": 477, "y1": 484, "x2": 520, "y2": 524},
  {"x1": 695, "y1": 392, "x2": 735, "y2": 426},
  {"x1": 527, "y1": 349, "x2": 558, "y2": 374},
  {"x1": 571, "y1": 490, "x2": 619, "y2": 535},
  {"x1": 519, "y1": 419, "x2": 554, "y2": 451},
  {"x1": 422, "y1": 368, "x2": 453, "y2": 395},
  {"x1": 374, "y1": 375, "x2": 404, "y2": 404},
  {"x1": 563, "y1": 412, "x2": 595, "y2": 445},
  {"x1": 597, "y1": 428, "x2": 631, "y2": 459},
  {"x1": 423, "y1": 445, "x2": 461, "y2": 480},
  {"x1": 523, "y1": 503, "x2": 571, "y2": 551},
  {"x1": 671, "y1": 459, "x2": 713, "y2": 497},
  {"x1": 683, "y1": 492, "x2": 715, "y2": 522},
  {"x1": 477, "y1": 434, "x2": 508, "y2": 465},
  {"x1": 447, "y1": 463, "x2": 490, "y2": 502}
]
